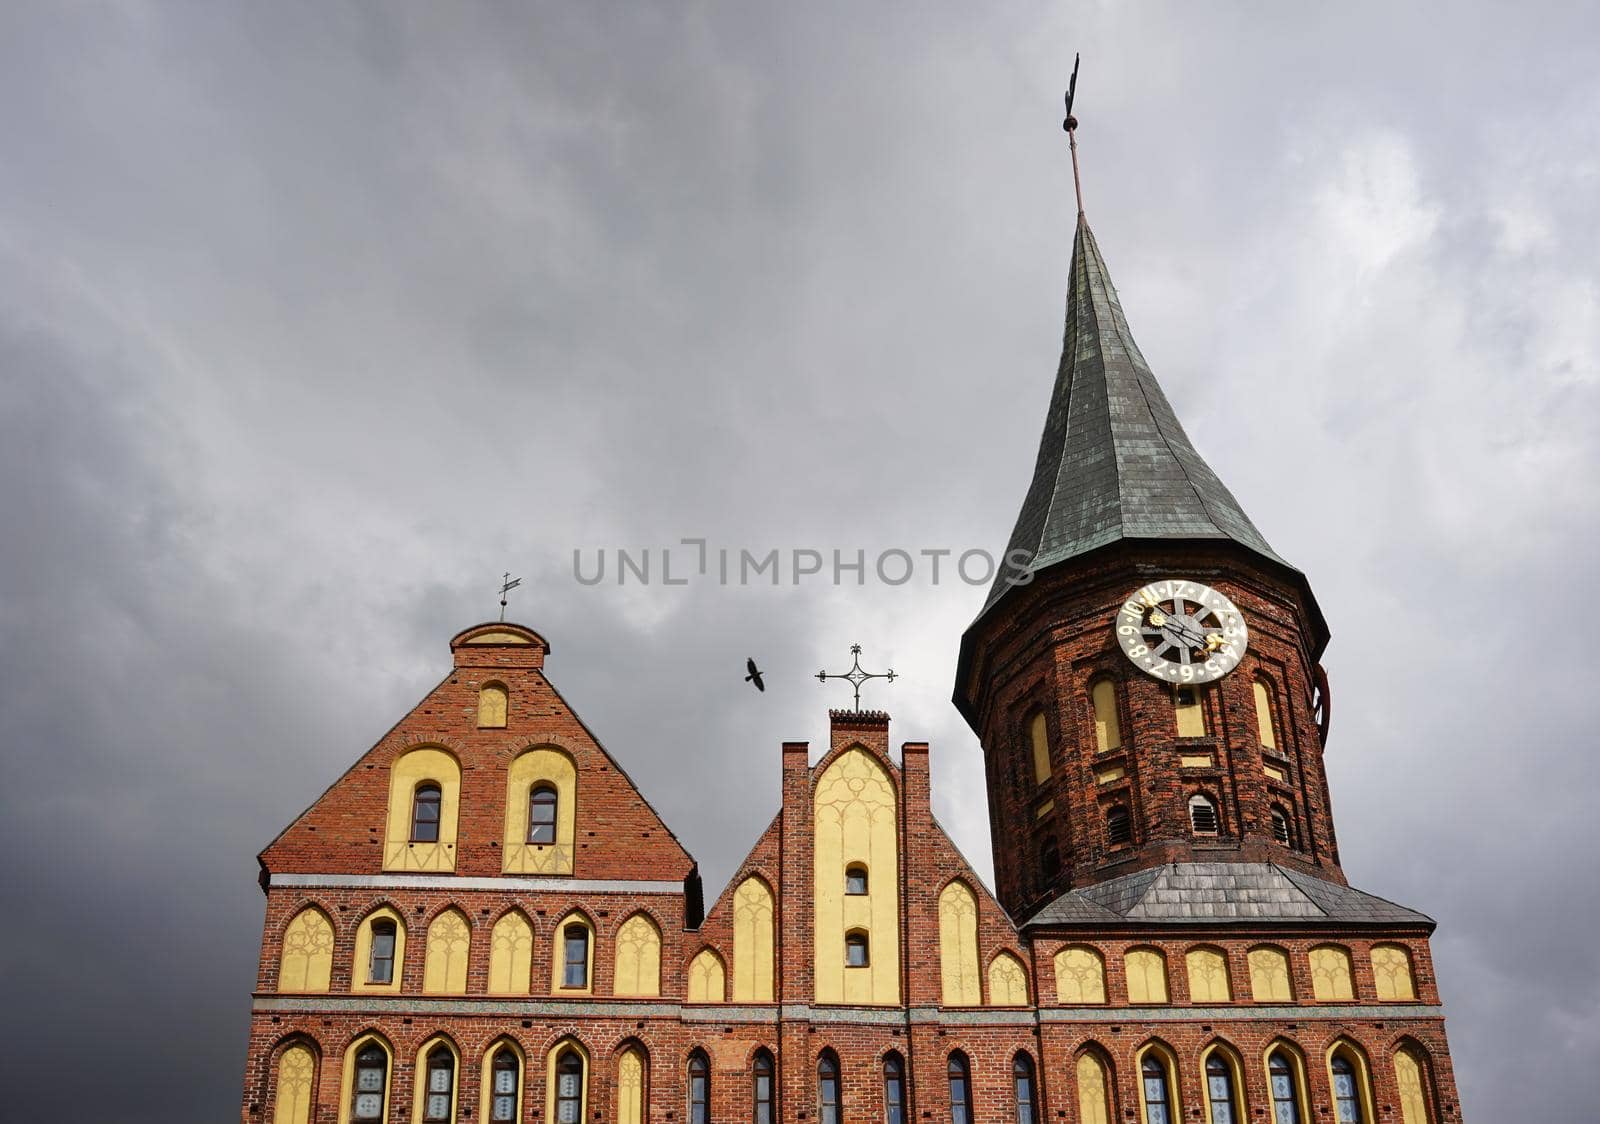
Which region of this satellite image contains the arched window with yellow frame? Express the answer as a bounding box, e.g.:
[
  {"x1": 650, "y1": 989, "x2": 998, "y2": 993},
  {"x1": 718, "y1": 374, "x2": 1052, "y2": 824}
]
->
[
  {"x1": 477, "y1": 681, "x2": 508, "y2": 727},
  {"x1": 1199, "y1": 1042, "x2": 1247, "y2": 1124},
  {"x1": 1263, "y1": 1041, "x2": 1311, "y2": 1124},
  {"x1": 339, "y1": 1033, "x2": 392, "y2": 1124},
  {"x1": 1185, "y1": 946, "x2": 1231, "y2": 1003},
  {"x1": 1028, "y1": 710, "x2": 1052, "y2": 784},
  {"x1": 1134, "y1": 1041, "x2": 1181, "y2": 1124},
  {"x1": 413, "y1": 1037, "x2": 459, "y2": 1124},
  {"x1": 503, "y1": 746, "x2": 577, "y2": 875},
  {"x1": 1054, "y1": 945, "x2": 1107, "y2": 1004},
  {"x1": 1326, "y1": 1041, "x2": 1376, "y2": 1124},
  {"x1": 1371, "y1": 943, "x2": 1417, "y2": 1000},
  {"x1": 546, "y1": 1040, "x2": 589, "y2": 1124},
  {"x1": 279, "y1": 906, "x2": 334, "y2": 993},
  {"x1": 488, "y1": 910, "x2": 533, "y2": 996},
  {"x1": 551, "y1": 912, "x2": 594, "y2": 994},
  {"x1": 481, "y1": 1040, "x2": 523, "y2": 1124},
  {"x1": 351, "y1": 906, "x2": 405, "y2": 994},
  {"x1": 1393, "y1": 1041, "x2": 1435, "y2": 1124},
  {"x1": 272, "y1": 1040, "x2": 317, "y2": 1124},
  {"x1": 1247, "y1": 945, "x2": 1294, "y2": 1002},
  {"x1": 1253, "y1": 677, "x2": 1278, "y2": 749},
  {"x1": 686, "y1": 948, "x2": 725, "y2": 1002},
  {"x1": 1091, "y1": 679, "x2": 1122, "y2": 752},
  {"x1": 613, "y1": 912, "x2": 662, "y2": 997},
  {"x1": 423, "y1": 908, "x2": 471, "y2": 994},
  {"x1": 1075, "y1": 1048, "x2": 1114, "y2": 1124},
  {"x1": 1308, "y1": 944, "x2": 1355, "y2": 1001},
  {"x1": 382, "y1": 747, "x2": 460, "y2": 872},
  {"x1": 1124, "y1": 947, "x2": 1168, "y2": 1004}
]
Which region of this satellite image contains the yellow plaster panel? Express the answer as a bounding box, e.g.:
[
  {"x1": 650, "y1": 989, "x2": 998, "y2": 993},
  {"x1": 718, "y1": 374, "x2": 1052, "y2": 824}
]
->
[
  {"x1": 1395, "y1": 1049, "x2": 1428, "y2": 1124},
  {"x1": 549, "y1": 912, "x2": 594, "y2": 995},
  {"x1": 987, "y1": 951, "x2": 1029, "y2": 1005},
  {"x1": 1264, "y1": 763, "x2": 1287, "y2": 783},
  {"x1": 732, "y1": 877, "x2": 774, "y2": 1001},
  {"x1": 1092, "y1": 680, "x2": 1121, "y2": 752},
  {"x1": 382, "y1": 747, "x2": 460, "y2": 873},
  {"x1": 1054, "y1": 946, "x2": 1106, "y2": 1004},
  {"x1": 617, "y1": 1049, "x2": 644, "y2": 1124},
  {"x1": 813, "y1": 747, "x2": 899, "y2": 1005},
  {"x1": 687, "y1": 948, "x2": 725, "y2": 1002},
  {"x1": 1186, "y1": 947, "x2": 1232, "y2": 1002},
  {"x1": 351, "y1": 907, "x2": 405, "y2": 994},
  {"x1": 1035, "y1": 799, "x2": 1054, "y2": 820},
  {"x1": 488, "y1": 911, "x2": 534, "y2": 995},
  {"x1": 478, "y1": 683, "x2": 508, "y2": 728},
  {"x1": 1180, "y1": 753, "x2": 1214, "y2": 768},
  {"x1": 1253, "y1": 679, "x2": 1278, "y2": 748},
  {"x1": 1372, "y1": 944, "x2": 1416, "y2": 1000},
  {"x1": 543, "y1": 1040, "x2": 588, "y2": 1124},
  {"x1": 938, "y1": 881, "x2": 982, "y2": 1006},
  {"x1": 1076, "y1": 1053, "x2": 1111, "y2": 1124},
  {"x1": 423, "y1": 909, "x2": 470, "y2": 994},
  {"x1": 478, "y1": 1042, "x2": 524, "y2": 1124},
  {"x1": 613, "y1": 913, "x2": 662, "y2": 998},
  {"x1": 503, "y1": 747, "x2": 577, "y2": 875},
  {"x1": 274, "y1": 1044, "x2": 315, "y2": 1124},
  {"x1": 411, "y1": 1038, "x2": 459, "y2": 1124},
  {"x1": 1175, "y1": 688, "x2": 1207, "y2": 737},
  {"x1": 278, "y1": 907, "x2": 333, "y2": 993},
  {"x1": 1309, "y1": 944, "x2": 1354, "y2": 1001},
  {"x1": 1096, "y1": 765, "x2": 1125, "y2": 785},
  {"x1": 1029, "y1": 712, "x2": 1051, "y2": 783},
  {"x1": 337, "y1": 1035, "x2": 392, "y2": 1124},
  {"x1": 1248, "y1": 946, "x2": 1294, "y2": 1002},
  {"x1": 465, "y1": 631, "x2": 532, "y2": 645},
  {"x1": 1124, "y1": 948, "x2": 1168, "y2": 1003}
]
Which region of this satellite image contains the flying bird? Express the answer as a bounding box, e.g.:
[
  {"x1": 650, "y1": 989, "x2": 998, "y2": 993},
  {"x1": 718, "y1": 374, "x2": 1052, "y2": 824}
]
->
[{"x1": 745, "y1": 658, "x2": 766, "y2": 692}]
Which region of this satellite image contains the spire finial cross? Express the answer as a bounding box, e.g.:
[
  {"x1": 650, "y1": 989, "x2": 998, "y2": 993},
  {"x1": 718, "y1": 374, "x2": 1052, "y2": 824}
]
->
[
  {"x1": 1062, "y1": 52, "x2": 1085, "y2": 217},
  {"x1": 497, "y1": 572, "x2": 522, "y2": 622},
  {"x1": 816, "y1": 644, "x2": 896, "y2": 711}
]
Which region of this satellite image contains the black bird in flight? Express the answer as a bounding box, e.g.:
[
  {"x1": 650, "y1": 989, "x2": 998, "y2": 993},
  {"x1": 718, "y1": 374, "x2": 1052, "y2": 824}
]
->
[{"x1": 745, "y1": 658, "x2": 766, "y2": 692}]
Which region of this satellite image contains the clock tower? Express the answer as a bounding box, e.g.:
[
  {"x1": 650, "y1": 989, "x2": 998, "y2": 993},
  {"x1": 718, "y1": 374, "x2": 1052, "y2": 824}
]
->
[{"x1": 954, "y1": 213, "x2": 1346, "y2": 919}]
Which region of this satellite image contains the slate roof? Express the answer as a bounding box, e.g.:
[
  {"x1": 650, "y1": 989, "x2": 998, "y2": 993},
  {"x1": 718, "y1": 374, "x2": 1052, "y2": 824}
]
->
[
  {"x1": 1022, "y1": 863, "x2": 1433, "y2": 929},
  {"x1": 979, "y1": 216, "x2": 1291, "y2": 615}
]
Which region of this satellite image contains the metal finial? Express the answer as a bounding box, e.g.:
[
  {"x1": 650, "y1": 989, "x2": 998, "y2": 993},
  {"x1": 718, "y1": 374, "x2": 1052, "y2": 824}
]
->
[
  {"x1": 498, "y1": 572, "x2": 522, "y2": 622},
  {"x1": 1062, "y1": 53, "x2": 1085, "y2": 217},
  {"x1": 815, "y1": 643, "x2": 897, "y2": 711}
]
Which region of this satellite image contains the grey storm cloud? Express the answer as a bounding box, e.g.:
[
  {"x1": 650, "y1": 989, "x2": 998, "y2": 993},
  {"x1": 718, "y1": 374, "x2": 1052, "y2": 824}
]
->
[{"x1": 1, "y1": 2, "x2": 1596, "y2": 1120}]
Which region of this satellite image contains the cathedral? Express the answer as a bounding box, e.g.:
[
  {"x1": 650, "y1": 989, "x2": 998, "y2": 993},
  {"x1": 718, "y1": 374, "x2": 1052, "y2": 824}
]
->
[{"x1": 239, "y1": 151, "x2": 1461, "y2": 1124}]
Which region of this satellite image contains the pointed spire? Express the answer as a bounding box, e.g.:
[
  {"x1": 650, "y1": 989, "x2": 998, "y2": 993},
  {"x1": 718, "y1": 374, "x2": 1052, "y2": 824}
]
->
[{"x1": 979, "y1": 212, "x2": 1291, "y2": 614}]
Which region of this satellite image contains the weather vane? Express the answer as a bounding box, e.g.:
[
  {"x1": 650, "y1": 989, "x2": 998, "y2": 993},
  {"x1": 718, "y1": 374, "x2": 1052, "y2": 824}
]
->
[
  {"x1": 816, "y1": 644, "x2": 896, "y2": 711},
  {"x1": 1063, "y1": 52, "x2": 1085, "y2": 216},
  {"x1": 497, "y1": 572, "x2": 522, "y2": 622}
]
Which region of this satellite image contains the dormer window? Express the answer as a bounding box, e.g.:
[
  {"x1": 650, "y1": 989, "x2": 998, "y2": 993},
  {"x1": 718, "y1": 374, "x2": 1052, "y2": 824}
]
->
[{"x1": 845, "y1": 865, "x2": 868, "y2": 895}]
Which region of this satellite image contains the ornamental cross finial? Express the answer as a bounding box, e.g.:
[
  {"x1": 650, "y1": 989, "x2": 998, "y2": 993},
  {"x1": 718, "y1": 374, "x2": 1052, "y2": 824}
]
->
[
  {"x1": 497, "y1": 572, "x2": 522, "y2": 622},
  {"x1": 1063, "y1": 52, "x2": 1085, "y2": 217},
  {"x1": 816, "y1": 644, "x2": 896, "y2": 711}
]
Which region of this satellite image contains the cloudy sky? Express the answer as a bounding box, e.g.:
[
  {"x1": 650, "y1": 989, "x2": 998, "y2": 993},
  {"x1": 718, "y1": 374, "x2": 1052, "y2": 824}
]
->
[{"x1": 2, "y1": 2, "x2": 1596, "y2": 1120}]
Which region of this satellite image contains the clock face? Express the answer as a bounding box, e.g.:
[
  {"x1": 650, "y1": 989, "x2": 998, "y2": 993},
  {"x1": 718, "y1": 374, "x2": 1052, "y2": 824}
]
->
[{"x1": 1115, "y1": 579, "x2": 1248, "y2": 683}]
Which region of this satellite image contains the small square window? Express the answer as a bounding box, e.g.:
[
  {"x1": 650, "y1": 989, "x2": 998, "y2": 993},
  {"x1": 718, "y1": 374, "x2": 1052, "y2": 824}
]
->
[
  {"x1": 845, "y1": 866, "x2": 868, "y2": 895},
  {"x1": 845, "y1": 932, "x2": 869, "y2": 967}
]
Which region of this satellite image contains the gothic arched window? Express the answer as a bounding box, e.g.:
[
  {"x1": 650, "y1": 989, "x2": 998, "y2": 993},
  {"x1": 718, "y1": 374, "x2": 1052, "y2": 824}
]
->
[
  {"x1": 554, "y1": 1049, "x2": 583, "y2": 1124},
  {"x1": 488, "y1": 1046, "x2": 520, "y2": 1123},
  {"x1": 1331, "y1": 1056, "x2": 1364, "y2": 1123},
  {"x1": 421, "y1": 1044, "x2": 455, "y2": 1123},
  {"x1": 1204, "y1": 1054, "x2": 1238, "y2": 1124},
  {"x1": 368, "y1": 919, "x2": 397, "y2": 985},
  {"x1": 1141, "y1": 1054, "x2": 1174, "y2": 1124},
  {"x1": 753, "y1": 1048, "x2": 774, "y2": 1124},
  {"x1": 528, "y1": 785, "x2": 558, "y2": 845},
  {"x1": 349, "y1": 1041, "x2": 389, "y2": 1123},
  {"x1": 845, "y1": 931, "x2": 870, "y2": 968},
  {"x1": 818, "y1": 1050, "x2": 842, "y2": 1124},
  {"x1": 845, "y1": 864, "x2": 868, "y2": 895},
  {"x1": 561, "y1": 922, "x2": 589, "y2": 988},
  {"x1": 411, "y1": 782, "x2": 442, "y2": 842},
  {"x1": 1014, "y1": 1053, "x2": 1038, "y2": 1124},
  {"x1": 883, "y1": 1053, "x2": 906, "y2": 1124},
  {"x1": 1188, "y1": 794, "x2": 1219, "y2": 835},
  {"x1": 1269, "y1": 1052, "x2": 1303, "y2": 1124},
  {"x1": 948, "y1": 1052, "x2": 973, "y2": 1124},
  {"x1": 687, "y1": 1051, "x2": 710, "y2": 1124}
]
